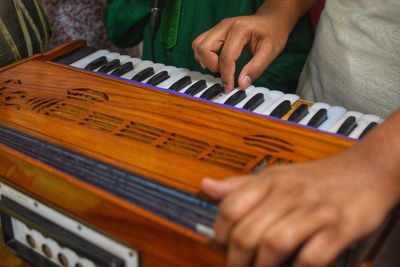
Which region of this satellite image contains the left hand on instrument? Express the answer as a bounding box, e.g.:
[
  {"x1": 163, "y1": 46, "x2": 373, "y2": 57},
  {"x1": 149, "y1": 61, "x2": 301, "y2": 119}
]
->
[{"x1": 201, "y1": 147, "x2": 400, "y2": 267}]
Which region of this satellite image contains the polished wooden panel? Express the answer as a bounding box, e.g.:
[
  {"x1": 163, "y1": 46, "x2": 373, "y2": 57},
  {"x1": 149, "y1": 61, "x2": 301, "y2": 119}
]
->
[{"x1": 0, "y1": 41, "x2": 386, "y2": 266}]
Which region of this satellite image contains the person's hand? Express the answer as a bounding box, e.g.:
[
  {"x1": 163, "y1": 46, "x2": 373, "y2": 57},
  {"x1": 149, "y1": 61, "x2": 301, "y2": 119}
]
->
[
  {"x1": 192, "y1": 12, "x2": 291, "y2": 93},
  {"x1": 202, "y1": 148, "x2": 400, "y2": 267}
]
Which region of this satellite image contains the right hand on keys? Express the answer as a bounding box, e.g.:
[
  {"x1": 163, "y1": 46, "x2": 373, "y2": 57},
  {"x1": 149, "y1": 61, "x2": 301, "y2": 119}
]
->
[
  {"x1": 192, "y1": 14, "x2": 288, "y2": 93},
  {"x1": 192, "y1": 1, "x2": 311, "y2": 93}
]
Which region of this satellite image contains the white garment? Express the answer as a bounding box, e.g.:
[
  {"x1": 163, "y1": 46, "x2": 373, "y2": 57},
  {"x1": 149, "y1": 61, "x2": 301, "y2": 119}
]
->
[{"x1": 298, "y1": 0, "x2": 400, "y2": 118}]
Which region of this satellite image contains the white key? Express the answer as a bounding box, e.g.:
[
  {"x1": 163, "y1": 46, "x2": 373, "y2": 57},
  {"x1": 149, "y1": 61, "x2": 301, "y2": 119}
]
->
[
  {"x1": 349, "y1": 114, "x2": 382, "y2": 139},
  {"x1": 104, "y1": 52, "x2": 120, "y2": 61},
  {"x1": 260, "y1": 94, "x2": 299, "y2": 116},
  {"x1": 299, "y1": 103, "x2": 330, "y2": 126},
  {"x1": 328, "y1": 111, "x2": 363, "y2": 134},
  {"x1": 69, "y1": 50, "x2": 109, "y2": 68},
  {"x1": 122, "y1": 56, "x2": 142, "y2": 66},
  {"x1": 252, "y1": 90, "x2": 284, "y2": 114},
  {"x1": 318, "y1": 106, "x2": 347, "y2": 130},
  {"x1": 113, "y1": 55, "x2": 141, "y2": 67}
]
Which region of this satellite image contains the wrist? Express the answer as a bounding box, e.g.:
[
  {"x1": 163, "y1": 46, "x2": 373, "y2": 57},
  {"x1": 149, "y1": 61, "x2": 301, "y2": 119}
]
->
[
  {"x1": 255, "y1": 0, "x2": 316, "y2": 33},
  {"x1": 345, "y1": 140, "x2": 400, "y2": 213}
]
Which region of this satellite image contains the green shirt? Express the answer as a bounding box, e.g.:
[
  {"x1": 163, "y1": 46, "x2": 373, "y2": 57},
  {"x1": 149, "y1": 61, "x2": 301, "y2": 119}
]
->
[{"x1": 105, "y1": 0, "x2": 312, "y2": 93}]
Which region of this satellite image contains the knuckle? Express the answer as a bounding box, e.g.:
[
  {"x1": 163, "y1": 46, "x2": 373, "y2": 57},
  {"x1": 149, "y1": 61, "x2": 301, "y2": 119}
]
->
[
  {"x1": 277, "y1": 228, "x2": 298, "y2": 251},
  {"x1": 232, "y1": 19, "x2": 246, "y2": 29},
  {"x1": 261, "y1": 41, "x2": 281, "y2": 57},
  {"x1": 209, "y1": 64, "x2": 219, "y2": 73},
  {"x1": 297, "y1": 254, "x2": 315, "y2": 267},
  {"x1": 260, "y1": 234, "x2": 274, "y2": 250},
  {"x1": 219, "y1": 204, "x2": 241, "y2": 224},
  {"x1": 300, "y1": 190, "x2": 320, "y2": 204},
  {"x1": 232, "y1": 24, "x2": 252, "y2": 40},
  {"x1": 262, "y1": 232, "x2": 290, "y2": 255},
  {"x1": 231, "y1": 230, "x2": 254, "y2": 252},
  {"x1": 191, "y1": 38, "x2": 199, "y2": 48},
  {"x1": 261, "y1": 41, "x2": 274, "y2": 53},
  {"x1": 220, "y1": 18, "x2": 232, "y2": 25},
  {"x1": 317, "y1": 205, "x2": 339, "y2": 224},
  {"x1": 219, "y1": 53, "x2": 232, "y2": 65},
  {"x1": 298, "y1": 251, "x2": 330, "y2": 267},
  {"x1": 196, "y1": 44, "x2": 207, "y2": 57}
]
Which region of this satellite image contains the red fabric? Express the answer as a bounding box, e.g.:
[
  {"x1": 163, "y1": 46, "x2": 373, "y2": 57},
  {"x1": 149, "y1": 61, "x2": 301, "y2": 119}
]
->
[
  {"x1": 42, "y1": 0, "x2": 139, "y2": 56},
  {"x1": 309, "y1": 0, "x2": 326, "y2": 32}
]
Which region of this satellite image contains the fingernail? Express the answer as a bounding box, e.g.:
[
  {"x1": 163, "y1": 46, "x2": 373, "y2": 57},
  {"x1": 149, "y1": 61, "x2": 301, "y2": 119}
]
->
[
  {"x1": 200, "y1": 63, "x2": 206, "y2": 69},
  {"x1": 222, "y1": 83, "x2": 230, "y2": 93},
  {"x1": 244, "y1": 75, "x2": 252, "y2": 86}
]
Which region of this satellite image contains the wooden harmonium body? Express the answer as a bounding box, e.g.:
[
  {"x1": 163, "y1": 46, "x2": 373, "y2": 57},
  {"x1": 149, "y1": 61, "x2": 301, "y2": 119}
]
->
[{"x1": 0, "y1": 41, "x2": 393, "y2": 267}]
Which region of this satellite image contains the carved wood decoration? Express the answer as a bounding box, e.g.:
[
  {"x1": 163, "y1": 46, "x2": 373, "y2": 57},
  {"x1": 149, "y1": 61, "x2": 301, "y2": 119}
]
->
[{"x1": 0, "y1": 41, "x2": 371, "y2": 267}]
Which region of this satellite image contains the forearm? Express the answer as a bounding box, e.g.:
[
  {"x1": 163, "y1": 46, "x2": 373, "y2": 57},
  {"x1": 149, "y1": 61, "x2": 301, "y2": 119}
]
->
[
  {"x1": 347, "y1": 109, "x2": 400, "y2": 209},
  {"x1": 256, "y1": 0, "x2": 317, "y2": 34}
]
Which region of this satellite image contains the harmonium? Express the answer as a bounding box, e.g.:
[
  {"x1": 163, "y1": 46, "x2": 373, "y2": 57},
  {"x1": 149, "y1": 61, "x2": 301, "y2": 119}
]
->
[{"x1": 0, "y1": 40, "x2": 397, "y2": 267}]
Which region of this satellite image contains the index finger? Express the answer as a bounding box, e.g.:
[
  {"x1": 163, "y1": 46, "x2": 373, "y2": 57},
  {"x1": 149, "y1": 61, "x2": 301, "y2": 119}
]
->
[
  {"x1": 192, "y1": 22, "x2": 231, "y2": 73},
  {"x1": 219, "y1": 28, "x2": 251, "y2": 92},
  {"x1": 214, "y1": 176, "x2": 271, "y2": 244}
]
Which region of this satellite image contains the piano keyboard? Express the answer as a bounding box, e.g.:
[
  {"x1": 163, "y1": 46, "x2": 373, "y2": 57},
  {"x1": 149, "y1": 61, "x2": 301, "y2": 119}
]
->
[{"x1": 63, "y1": 48, "x2": 383, "y2": 139}]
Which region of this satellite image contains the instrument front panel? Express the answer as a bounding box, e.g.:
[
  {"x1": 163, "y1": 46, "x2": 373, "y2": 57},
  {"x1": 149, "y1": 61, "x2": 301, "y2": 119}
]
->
[{"x1": 0, "y1": 144, "x2": 225, "y2": 267}]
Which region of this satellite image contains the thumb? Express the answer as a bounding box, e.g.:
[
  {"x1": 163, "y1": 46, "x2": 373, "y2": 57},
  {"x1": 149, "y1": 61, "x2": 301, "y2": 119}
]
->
[{"x1": 201, "y1": 177, "x2": 247, "y2": 199}]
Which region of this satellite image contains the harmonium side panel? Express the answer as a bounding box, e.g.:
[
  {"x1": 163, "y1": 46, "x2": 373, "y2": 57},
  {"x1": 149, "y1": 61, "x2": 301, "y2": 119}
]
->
[{"x1": 0, "y1": 51, "x2": 355, "y2": 267}]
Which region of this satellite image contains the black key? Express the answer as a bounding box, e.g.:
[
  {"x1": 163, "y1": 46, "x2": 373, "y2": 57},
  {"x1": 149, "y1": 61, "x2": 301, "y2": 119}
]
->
[
  {"x1": 288, "y1": 104, "x2": 309, "y2": 122},
  {"x1": 185, "y1": 80, "x2": 207, "y2": 96},
  {"x1": 147, "y1": 71, "x2": 170, "y2": 86},
  {"x1": 97, "y1": 59, "x2": 121, "y2": 73},
  {"x1": 270, "y1": 100, "x2": 292, "y2": 118},
  {"x1": 200, "y1": 84, "x2": 223, "y2": 100},
  {"x1": 224, "y1": 90, "x2": 247, "y2": 106},
  {"x1": 131, "y1": 67, "x2": 155, "y2": 82},
  {"x1": 56, "y1": 46, "x2": 97, "y2": 65},
  {"x1": 169, "y1": 76, "x2": 192, "y2": 91},
  {"x1": 110, "y1": 62, "x2": 134, "y2": 76},
  {"x1": 242, "y1": 93, "x2": 264, "y2": 111},
  {"x1": 359, "y1": 122, "x2": 378, "y2": 138},
  {"x1": 307, "y1": 108, "x2": 328, "y2": 128},
  {"x1": 337, "y1": 116, "x2": 357, "y2": 136},
  {"x1": 84, "y1": 56, "x2": 108, "y2": 71}
]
